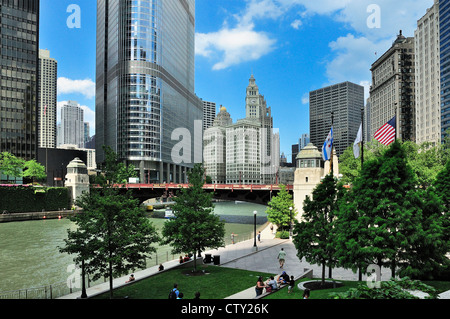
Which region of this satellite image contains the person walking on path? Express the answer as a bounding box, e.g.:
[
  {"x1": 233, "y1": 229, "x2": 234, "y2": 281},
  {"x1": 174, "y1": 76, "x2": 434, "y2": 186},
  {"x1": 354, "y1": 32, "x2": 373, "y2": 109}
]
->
[
  {"x1": 231, "y1": 232, "x2": 237, "y2": 244},
  {"x1": 277, "y1": 248, "x2": 286, "y2": 268},
  {"x1": 257, "y1": 231, "x2": 261, "y2": 243}
]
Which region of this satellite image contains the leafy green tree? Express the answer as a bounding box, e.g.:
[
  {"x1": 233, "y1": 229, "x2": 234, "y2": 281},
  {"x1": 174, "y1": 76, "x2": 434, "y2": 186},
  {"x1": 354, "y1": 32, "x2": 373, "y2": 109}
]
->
[
  {"x1": 265, "y1": 184, "x2": 297, "y2": 234},
  {"x1": 339, "y1": 140, "x2": 386, "y2": 185},
  {"x1": 335, "y1": 190, "x2": 372, "y2": 281},
  {"x1": 161, "y1": 164, "x2": 225, "y2": 272},
  {"x1": 403, "y1": 141, "x2": 445, "y2": 188},
  {"x1": 0, "y1": 152, "x2": 24, "y2": 182},
  {"x1": 337, "y1": 141, "x2": 447, "y2": 279},
  {"x1": 59, "y1": 147, "x2": 159, "y2": 299},
  {"x1": 398, "y1": 186, "x2": 450, "y2": 279},
  {"x1": 60, "y1": 188, "x2": 160, "y2": 299},
  {"x1": 293, "y1": 173, "x2": 344, "y2": 285},
  {"x1": 23, "y1": 159, "x2": 46, "y2": 184},
  {"x1": 433, "y1": 160, "x2": 450, "y2": 213},
  {"x1": 95, "y1": 145, "x2": 138, "y2": 185}
]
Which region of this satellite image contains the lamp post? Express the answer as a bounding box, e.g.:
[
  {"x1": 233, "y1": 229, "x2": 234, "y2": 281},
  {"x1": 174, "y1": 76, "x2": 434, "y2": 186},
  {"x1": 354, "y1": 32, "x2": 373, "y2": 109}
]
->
[
  {"x1": 80, "y1": 259, "x2": 87, "y2": 299},
  {"x1": 289, "y1": 206, "x2": 293, "y2": 240},
  {"x1": 253, "y1": 210, "x2": 257, "y2": 250}
]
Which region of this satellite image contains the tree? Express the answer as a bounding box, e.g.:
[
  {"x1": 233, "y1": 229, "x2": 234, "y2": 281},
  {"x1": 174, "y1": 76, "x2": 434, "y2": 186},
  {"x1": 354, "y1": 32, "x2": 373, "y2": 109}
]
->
[
  {"x1": 95, "y1": 145, "x2": 138, "y2": 185},
  {"x1": 337, "y1": 141, "x2": 447, "y2": 279},
  {"x1": 265, "y1": 184, "x2": 297, "y2": 235},
  {"x1": 23, "y1": 159, "x2": 46, "y2": 184},
  {"x1": 292, "y1": 173, "x2": 344, "y2": 286},
  {"x1": 162, "y1": 163, "x2": 225, "y2": 272},
  {"x1": 61, "y1": 188, "x2": 160, "y2": 299},
  {"x1": 339, "y1": 140, "x2": 386, "y2": 185},
  {"x1": 0, "y1": 152, "x2": 24, "y2": 182},
  {"x1": 59, "y1": 147, "x2": 159, "y2": 299},
  {"x1": 433, "y1": 160, "x2": 450, "y2": 213},
  {"x1": 403, "y1": 141, "x2": 445, "y2": 189}
]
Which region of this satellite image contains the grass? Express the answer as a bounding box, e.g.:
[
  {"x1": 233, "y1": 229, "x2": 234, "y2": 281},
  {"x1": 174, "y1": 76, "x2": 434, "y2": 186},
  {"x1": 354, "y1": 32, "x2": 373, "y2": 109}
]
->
[
  {"x1": 263, "y1": 278, "x2": 361, "y2": 300},
  {"x1": 93, "y1": 265, "x2": 275, "y2": 299},
  {"x1": 264, "y1": 278, "x2": 450, "y2": 299}
]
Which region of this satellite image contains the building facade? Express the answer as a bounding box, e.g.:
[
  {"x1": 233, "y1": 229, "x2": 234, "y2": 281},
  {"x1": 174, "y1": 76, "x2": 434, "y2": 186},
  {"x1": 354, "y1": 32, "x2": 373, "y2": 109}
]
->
[
  {"x1": 38, "y1": 49, "x2": 57, "y2": 149},
  {"x1": 202, "y1": 100, "x2": 216, "y2": 132},
  {"x1": 203, "y1": 106, "x2": 232, "y2": 184},
  {"x1": 59, "y1": 101, "x2": 84, "y2": 148},
  {"x1": 415, "y1": 0, "x2": 441, "y2": 145},
  {"x1": 309, "y1": 81, "x2": 364, "y2": 158},
  {"x1": 369, "y1": 31, "x2": 416, "y2": 142},
  {"x1": 440, "y1": 0, "x2": 450, "y2": 140},
  {"x1": 96, "y1": 0, "x2": 203, "y2": 183},
  {"x1": 203, "y1": 75, "x2": 278, "y2": 185},
  {"x1": 0, "y1": 0, "x2": 40, "y2": 160}
]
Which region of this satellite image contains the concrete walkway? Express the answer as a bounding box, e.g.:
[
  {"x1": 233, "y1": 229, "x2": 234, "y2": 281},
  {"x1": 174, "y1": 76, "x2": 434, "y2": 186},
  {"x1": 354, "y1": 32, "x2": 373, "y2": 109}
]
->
[{"x1": 58, "y1": 223, "x2": 450, "y2": 300}]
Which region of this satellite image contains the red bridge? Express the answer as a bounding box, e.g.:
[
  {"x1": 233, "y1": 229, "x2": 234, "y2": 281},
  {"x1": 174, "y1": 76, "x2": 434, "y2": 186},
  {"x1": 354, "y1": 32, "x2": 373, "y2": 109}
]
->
[{"x1": 117, "y1": 183, "x2": 293, "y2": 205}]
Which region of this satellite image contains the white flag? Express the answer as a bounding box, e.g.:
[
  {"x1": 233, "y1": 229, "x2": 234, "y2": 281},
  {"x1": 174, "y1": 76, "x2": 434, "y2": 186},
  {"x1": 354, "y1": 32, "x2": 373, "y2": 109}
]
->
[
  {"x1": 322, "y1": 127, "x2": 333, "y2": 161},
  {"x1": 353, "y1": 124, "x2": 362, "y2": 159}
]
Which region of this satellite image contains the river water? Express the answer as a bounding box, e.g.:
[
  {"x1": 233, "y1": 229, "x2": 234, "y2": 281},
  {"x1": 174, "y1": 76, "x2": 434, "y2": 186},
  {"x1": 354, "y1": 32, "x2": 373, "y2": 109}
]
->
[{"x1": 0, "y1": 201, "x2": 267, "y2": 293}]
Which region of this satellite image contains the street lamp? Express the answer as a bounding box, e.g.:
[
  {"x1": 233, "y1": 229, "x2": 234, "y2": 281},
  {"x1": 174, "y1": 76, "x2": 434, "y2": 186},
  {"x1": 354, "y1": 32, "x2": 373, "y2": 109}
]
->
[
  {"x1": 289, "y1": 207, "x2": 293, "y2": 240},
  {"x1": 253, "y1": 210, "x2": 257, "y2": 250}
]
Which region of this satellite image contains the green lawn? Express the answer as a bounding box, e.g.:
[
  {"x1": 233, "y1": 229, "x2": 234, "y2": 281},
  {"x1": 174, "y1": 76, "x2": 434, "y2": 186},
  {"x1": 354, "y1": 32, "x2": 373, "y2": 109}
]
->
[
  {"x1": 263, "y1": 278, "x2": 361, "y2": 299},
  {"x1": 93, "y1": 265, "x2": 275, "y2": 299},
  {"x1": 263, "y1": 278, "x2": 450, "y2": 299}
]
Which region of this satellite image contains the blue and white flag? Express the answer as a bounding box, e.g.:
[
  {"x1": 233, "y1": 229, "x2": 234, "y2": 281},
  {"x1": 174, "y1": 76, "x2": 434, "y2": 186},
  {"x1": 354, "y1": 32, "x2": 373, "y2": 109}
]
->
[{"x1": 322, "y1": 127, "x2": 333, "y2": 161}]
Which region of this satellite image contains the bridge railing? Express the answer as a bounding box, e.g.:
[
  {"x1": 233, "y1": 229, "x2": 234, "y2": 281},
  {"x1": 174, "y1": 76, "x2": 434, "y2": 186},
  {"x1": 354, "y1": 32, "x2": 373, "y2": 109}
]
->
[{"x1": 119, "y1": 183, "x2": 293, "y2": 191}]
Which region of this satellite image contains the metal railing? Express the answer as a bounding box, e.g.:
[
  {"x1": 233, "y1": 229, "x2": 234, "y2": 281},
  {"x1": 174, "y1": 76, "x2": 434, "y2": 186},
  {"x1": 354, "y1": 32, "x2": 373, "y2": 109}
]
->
[{"x1": 0, "y1": 230, "x2": 261, "y2": 299}]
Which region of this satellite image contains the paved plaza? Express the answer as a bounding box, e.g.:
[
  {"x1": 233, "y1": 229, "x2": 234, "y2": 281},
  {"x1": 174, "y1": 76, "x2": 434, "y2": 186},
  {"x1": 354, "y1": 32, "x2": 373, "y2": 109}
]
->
[{"x1": 58, "y1": 224, "x2": 450, "y2": 300}]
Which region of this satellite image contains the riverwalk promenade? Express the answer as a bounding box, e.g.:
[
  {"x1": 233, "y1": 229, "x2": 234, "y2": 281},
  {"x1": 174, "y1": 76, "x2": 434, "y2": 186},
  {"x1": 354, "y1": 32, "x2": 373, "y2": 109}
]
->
[{"x1": 58, "y1": 224, "x2": 450, "y2": 300}]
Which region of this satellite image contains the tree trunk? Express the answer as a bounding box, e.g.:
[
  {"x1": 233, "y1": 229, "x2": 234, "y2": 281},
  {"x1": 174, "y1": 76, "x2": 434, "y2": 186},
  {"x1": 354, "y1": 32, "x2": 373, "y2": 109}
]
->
[
  {"x1": 391, "y1": 258, "x2": 396, "y2": 279},
  {"x1": 109, "y1": 258, "x2": 113, "y2": 299},
  {"x1": 193, "y1": 250, "x2": 197, "y2": 272},
  {"x1": 321, "y1": 262, "x2": 326, "y2": 286}
]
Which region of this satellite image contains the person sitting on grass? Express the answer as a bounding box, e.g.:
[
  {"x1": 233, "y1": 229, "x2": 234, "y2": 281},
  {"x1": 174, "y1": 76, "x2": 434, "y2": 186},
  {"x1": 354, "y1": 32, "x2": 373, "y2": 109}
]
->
[
  {"x1": 266, "y1": 276, "x2": 278, "y2": 291},
  {"x1": 277, "y1": 271, "x2": 289, "y2": 286},
  {"x1": 125, "y1": 274, "x2": 135, "y2": 283}
]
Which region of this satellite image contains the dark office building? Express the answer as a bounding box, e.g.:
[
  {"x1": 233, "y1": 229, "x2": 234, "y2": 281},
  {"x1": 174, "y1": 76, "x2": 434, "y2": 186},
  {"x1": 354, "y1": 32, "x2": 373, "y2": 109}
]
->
[
  {"x1": 291, "y1": 144, "x2": 299, "y2": 165},
  {"x1": 0, "y1": 0, "x2": 40, "y2": 160},
  {"x1": 309, "y1": 81, "x2": 364, "y2": 158},
  {"x1": 38, "y1": 148, "x2": 87, "y2": 186}
]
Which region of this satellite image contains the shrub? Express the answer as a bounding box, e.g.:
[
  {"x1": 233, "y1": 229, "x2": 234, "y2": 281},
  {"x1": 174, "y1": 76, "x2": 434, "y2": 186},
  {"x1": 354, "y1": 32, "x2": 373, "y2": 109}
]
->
[{"x1": 276, "y1": 230, "x2": 290, "y2": 239}]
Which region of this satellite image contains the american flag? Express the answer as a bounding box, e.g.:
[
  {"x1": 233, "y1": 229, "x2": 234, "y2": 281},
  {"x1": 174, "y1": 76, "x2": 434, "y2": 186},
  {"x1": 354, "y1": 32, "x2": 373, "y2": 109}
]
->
[{"x1": 374, "y1": 116, "x2": 396, "y2": 145}]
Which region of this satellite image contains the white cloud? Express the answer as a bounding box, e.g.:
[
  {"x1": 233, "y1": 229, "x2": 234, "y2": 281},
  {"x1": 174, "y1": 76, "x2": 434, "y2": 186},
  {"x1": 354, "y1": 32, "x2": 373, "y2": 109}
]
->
[
  {"x1": 291, "y1": 19, "x2": 302, "y2": 29},
  {"x1": 196, "y1": 0, "x2": 284, "y2": 70},
  {"x1": 326, "y1": 34, "x2": 390, "y2": 83},
  {"x1": 301, "y1": 92, "x2": 309, "y2": 105},
  {"x1": 196, "y1": 26, "x2": 276, "y2": 70},
  {"x1": 197, "y1": 0, "x2": 434, "y2": 80},
  {"x1": 57, "y1": 77, "x2": 95, "y2": 99}
]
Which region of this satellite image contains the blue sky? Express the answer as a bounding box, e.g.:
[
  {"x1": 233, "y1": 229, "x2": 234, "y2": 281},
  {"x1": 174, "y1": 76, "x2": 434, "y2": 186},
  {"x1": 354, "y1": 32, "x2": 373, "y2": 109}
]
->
[{"x1": 39, "y1": 0, "x2": 434, "y2": 159}]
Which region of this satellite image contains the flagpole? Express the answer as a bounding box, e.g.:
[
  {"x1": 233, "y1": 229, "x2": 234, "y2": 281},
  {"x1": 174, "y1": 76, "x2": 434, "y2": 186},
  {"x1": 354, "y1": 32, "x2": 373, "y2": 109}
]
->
[
  {"x1": 361, "y1": 107, "x2": 364, "y2": 168},
  {"x1": 394, "y1": 102, "x2": 398, "y2": 142},
  {"x1": 331, "y1": 111, "x2": 334, "y2": 175}
]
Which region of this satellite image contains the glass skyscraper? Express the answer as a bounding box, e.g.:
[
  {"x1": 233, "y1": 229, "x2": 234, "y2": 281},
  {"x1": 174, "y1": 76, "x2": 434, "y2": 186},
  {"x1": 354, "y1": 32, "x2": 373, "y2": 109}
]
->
[
  {"x1": 441, "y1": 0, "x2": 450, "y2": 141},
  {"x1": 96, "y1": 0, "x2": 203, "y2": 183},
  {"x1": 0, "y1": 0, "x2": 40, "y2": 160}
]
